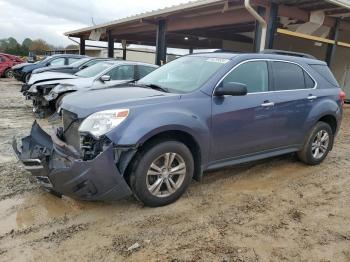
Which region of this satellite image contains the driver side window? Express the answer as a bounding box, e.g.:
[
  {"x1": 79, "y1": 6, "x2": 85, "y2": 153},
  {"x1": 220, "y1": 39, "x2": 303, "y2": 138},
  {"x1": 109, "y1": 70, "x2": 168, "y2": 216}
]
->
[
  {"x1": 221, "y1": 61, "x2": 269, "y2": 93},
  {"x1": 106, "y1": 65, "x2": 134, "y2": 80}
]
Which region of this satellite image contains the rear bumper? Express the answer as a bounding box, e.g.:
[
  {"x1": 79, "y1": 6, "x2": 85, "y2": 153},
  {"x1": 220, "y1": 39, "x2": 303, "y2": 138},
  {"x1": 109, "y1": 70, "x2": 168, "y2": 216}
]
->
[{"x1": 13, "y1": 122, "x2": 132, "y2": 201}]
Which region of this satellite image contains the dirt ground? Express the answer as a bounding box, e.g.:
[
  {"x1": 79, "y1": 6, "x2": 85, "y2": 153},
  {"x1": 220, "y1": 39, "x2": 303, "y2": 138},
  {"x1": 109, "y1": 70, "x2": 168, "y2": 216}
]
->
[{"x1": 0, "y1": 78, "x2": 349, "y2": 262}]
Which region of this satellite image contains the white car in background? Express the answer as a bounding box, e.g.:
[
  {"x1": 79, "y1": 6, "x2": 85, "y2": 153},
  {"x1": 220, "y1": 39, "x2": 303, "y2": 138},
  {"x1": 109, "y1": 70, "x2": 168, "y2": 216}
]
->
[{"x1": 26, "y1": 60, "x2": 158, "y2": 117}]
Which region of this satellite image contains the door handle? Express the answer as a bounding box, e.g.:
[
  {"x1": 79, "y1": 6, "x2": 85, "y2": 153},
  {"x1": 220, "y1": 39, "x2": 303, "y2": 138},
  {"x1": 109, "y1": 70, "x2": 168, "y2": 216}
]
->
[
  {"x1": 261, "y1": 102, "x2": 275, "y2": 107},
  {"x1": 307, "y1": 95, "x2": 317, "y2": 100}
]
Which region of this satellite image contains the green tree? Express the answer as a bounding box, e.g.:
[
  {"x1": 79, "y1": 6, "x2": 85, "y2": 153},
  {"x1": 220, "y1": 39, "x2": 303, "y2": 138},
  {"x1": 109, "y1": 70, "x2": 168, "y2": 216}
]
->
[
  {"x1": 29, "y1": 39, "x2": 50, "y2": 55},
  {"x1": 3, "y1": 37, "x2": 23, "y2": 55},
  {"x1": 21, "y1": 38, "x2": 33, "y2": 56}
]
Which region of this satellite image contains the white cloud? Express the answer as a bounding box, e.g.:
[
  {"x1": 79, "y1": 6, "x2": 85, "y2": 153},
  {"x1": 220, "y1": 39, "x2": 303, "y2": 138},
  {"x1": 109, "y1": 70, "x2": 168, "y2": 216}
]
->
[{"x1": 0, "y1": 0, "x2": 191, "y2": 46}]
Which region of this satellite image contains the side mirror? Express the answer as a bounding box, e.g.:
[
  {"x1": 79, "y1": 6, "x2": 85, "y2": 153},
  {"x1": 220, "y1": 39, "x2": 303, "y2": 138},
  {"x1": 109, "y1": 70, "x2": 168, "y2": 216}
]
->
[
  {"x1": 215, "y1": 82, "x2": 248, "y2": 96},
  {"x1": 80, "y1": 65, "x2": 88, "y2": 70},
  {"x1": 100, "y1": 75, "x2": 111, "y2": 82}
]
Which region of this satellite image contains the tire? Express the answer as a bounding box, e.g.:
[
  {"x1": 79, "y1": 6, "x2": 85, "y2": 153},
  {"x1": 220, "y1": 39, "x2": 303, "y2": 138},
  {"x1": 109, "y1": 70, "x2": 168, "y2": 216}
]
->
[
  {"x1": 129, "y1": 140, "x2": 194, "y2": 207},
  {"x1": 24, "y1": 73, "x2": 31, "y2": 83},
  {"x1": 4, "y1": 69, "x2": 13, "y2": 78},
  {"x1": 297, "y1": 122, "x2": 334, "y2": 165},
  {"x1": 55, "y1": 93, "x2": 68, "y2": 110}
]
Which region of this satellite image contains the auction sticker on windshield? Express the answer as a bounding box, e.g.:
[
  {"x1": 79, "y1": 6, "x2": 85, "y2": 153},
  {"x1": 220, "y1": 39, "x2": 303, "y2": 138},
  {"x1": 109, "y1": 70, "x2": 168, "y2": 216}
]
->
[{"x1": 206, "y1": 58, "x2": 230, "y2": 64}]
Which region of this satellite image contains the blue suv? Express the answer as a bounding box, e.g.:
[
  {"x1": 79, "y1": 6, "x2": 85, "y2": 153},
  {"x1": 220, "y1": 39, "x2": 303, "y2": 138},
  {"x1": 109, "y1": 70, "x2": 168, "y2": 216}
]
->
[{"x1": 13, "y1": 51, "x2": 345, "y2": 207}]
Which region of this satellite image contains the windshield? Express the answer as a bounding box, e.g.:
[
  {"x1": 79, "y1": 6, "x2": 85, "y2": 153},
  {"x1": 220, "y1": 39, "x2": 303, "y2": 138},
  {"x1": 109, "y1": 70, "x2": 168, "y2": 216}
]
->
[
  {"x1": 138, "y1": 56, "x2": 229, "y2": 93},
  {"x1": 75, "y1": 62, "x2": 113, "y2": 78},
  {"x1": 69, "y1": 57, "x2": 91, "y2": 67}
]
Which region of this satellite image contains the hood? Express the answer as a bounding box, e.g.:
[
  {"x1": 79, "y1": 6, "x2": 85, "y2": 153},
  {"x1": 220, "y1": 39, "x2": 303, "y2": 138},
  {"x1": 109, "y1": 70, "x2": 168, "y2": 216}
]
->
[
  {"x1": 29, "y1": 72, "x2": 78, "y2": 85},
  {"x1": 33, "y1": 66, "x2": 73, "y2": 74},
  {"x1": 61, "y1": 86, "x2": 176, "y2": 118},
  {"x1": 21, "y1": 63, "x2": 42, "y2": 73},
  {"x1": 33, "y1": 76, "x2": 94, "y2": 88},
  {"x1": 12, "y1": 62, "x2": 31, "y2": 70}
]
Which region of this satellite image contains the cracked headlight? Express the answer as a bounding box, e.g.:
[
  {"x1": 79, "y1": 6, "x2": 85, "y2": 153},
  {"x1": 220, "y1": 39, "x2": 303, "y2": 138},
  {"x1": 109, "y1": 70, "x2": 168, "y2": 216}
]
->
[{"x1": 79, "y1": 109, "x2": 129, "y2": 138}]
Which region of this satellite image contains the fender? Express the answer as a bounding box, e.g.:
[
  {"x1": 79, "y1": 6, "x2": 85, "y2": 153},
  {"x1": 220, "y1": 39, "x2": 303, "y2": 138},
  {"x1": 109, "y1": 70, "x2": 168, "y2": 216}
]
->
[
  {"x1": 303, "y1": 94, "x2": 341, "y2": 141},
  {"x1": 106, "y1": 104, "x2": 211, "y2": 165},
  {"x1": 45, "y1": 86, "x2": 79, "y2": 102}
]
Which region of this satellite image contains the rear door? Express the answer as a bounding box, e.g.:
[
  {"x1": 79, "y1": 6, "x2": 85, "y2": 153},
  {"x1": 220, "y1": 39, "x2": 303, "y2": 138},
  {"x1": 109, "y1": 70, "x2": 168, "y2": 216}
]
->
[
  {"x1": 268, "y1": 60, "x2": 316, "y2": 147},
  {"x1": 211, "y1": 60, "x2": 279, "y2": 162}
]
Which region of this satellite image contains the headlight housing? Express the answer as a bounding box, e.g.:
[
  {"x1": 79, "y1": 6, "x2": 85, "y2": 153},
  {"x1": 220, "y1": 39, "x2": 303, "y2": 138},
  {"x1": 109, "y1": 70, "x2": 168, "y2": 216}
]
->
[
  {"x1": 45, "y1": 84, "x2": 75, "y2": 101},
  {"x1": 78, "y1": 109, "x2": 129, "y2": 138},
  {"x1": 28, "y1": 85, "x2": 38, "y2": 93},
  {"x1": 52, "y1": 83, "x2": 75, "y2": 93}
]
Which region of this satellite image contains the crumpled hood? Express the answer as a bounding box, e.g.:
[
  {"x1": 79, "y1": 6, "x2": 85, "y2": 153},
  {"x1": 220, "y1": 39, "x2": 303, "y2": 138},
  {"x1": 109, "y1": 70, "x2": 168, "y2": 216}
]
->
[
  {"x1": 61, "y1": 86, "x2": 177, "y2": 118},
  {"x1": 29, "y1": 72, "x2": 79, "y2": 85}
]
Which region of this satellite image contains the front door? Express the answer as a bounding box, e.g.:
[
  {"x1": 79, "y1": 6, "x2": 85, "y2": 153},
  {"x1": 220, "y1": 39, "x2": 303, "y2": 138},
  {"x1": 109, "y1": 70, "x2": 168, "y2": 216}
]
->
[
  {"x1": 93, "y1": 65, "x2": 135, "y2": 88},
  {"x1": 211, "y1": 60, "x2": 278, "y2": 162}
]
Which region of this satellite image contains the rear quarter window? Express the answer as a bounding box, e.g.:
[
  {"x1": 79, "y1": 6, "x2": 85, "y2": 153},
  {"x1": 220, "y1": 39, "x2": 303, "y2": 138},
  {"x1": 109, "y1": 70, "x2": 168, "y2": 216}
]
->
[{"x1": 310, "y1": 64, "x2": 339, "y2": 87}]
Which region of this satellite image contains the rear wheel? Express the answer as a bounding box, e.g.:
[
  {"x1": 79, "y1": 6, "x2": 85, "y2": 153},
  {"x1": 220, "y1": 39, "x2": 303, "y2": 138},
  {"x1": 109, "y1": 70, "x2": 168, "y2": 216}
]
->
[
  {"x1": 4, "y1": 69, "x2": 13, "y2": 78},
  {"x1": 297, "y1": 122, "x2": 334, "y2": 165},
  {"x1": 129, "y1": 140, "x2": 194, "y2": 207}
]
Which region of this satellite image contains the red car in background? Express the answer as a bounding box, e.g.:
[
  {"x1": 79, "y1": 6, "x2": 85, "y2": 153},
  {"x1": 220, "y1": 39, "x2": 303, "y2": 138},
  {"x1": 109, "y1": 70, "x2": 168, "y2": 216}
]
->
[{"x1": 0, "y1": 53, "x2": 24, "y2": 78}]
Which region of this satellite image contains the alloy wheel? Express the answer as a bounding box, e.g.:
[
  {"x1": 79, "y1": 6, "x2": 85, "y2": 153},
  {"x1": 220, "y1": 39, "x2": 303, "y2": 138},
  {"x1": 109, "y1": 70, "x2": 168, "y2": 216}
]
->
[
  {"x1": 311, "y1": 130, "x2": 329, "y2": 159},
  {"x1": 5, "y1": 70, "x2": 13, "y2": 78},
  {"x1": 146, "y1": 152, "x2": 186, "y2": 198}
]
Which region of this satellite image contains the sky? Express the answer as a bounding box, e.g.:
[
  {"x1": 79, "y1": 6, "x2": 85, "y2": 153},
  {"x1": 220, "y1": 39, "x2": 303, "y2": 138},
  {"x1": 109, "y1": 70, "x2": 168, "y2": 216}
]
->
[{"x1": 0, "y1": 0, "x2": 191, "y2": 47}]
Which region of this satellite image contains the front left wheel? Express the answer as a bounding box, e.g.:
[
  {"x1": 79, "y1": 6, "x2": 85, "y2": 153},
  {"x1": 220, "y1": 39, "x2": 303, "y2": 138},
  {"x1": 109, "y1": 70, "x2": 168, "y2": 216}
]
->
[{"x1": 129, "y1": 140, "x2": 194, "y2": 207}]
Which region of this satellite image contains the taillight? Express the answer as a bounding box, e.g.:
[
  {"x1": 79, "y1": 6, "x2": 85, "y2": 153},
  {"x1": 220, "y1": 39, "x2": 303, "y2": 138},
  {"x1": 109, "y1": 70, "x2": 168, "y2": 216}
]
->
[{"x1": 340, "y1": 89, "x2": 346, "y2": 106}]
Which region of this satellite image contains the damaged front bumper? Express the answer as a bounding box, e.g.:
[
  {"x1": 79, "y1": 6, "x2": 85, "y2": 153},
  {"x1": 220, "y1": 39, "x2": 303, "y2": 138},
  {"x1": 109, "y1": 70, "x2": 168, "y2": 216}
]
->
[{"x1": 12, "y1": 122, "x2": 132, "y2": 201}]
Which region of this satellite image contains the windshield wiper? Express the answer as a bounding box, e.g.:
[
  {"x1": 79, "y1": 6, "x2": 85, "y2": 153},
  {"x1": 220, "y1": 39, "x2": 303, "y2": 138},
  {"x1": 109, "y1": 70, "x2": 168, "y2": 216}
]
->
[{"x1": 140, "y1": 83, "x2": 170, "y2": 93}]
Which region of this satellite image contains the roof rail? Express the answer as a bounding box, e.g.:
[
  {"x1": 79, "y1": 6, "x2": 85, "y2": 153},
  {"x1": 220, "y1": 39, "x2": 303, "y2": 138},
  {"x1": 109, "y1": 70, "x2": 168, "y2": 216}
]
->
[{"x1": 260, "y1": 49, "x2": 316, "y2": 59}]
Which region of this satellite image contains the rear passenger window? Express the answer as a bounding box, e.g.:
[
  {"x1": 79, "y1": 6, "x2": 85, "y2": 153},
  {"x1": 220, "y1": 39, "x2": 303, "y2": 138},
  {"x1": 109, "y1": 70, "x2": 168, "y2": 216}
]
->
[
  {"x1": 68, "y1": 58, "x2": 81, "y2": 64},
  {"x1": 138, "y1": 66, "x2": 156, "y2": 79},
  {"x1": 271, "y1": 61, "x2": 310, "y2": 91},
  {"x1": 49, "y1": 58, "x2": 65, "y2": 66},
  {"x1": 222, "y1": 61, "x2": 269, "y2": 93},
  {"x1": 107, "y1": 65, "x2": 134, "y2": 80}
]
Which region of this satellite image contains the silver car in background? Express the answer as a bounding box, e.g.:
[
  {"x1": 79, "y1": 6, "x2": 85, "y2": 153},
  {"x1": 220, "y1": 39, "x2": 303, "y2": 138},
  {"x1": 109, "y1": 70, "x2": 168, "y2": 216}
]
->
[{"x1": 26, "y1": 60, "x2": 158, "y2": 117}]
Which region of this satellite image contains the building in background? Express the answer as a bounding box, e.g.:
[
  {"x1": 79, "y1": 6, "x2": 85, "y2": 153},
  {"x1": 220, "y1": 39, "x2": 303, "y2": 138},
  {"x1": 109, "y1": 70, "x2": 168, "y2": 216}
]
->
[{"x1": 64, "y1": 0, "x2": 350, "y2": 96}]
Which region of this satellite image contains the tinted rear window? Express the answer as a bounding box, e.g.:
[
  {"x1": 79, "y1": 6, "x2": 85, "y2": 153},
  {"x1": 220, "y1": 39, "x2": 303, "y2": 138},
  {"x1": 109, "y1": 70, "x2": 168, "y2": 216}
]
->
[
  {"x1": 310, "y1": 64, "x2": 339, "y2": 87},
  {"x1": 272, "y1": 61, "x2": 307, "y2": 91}
]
